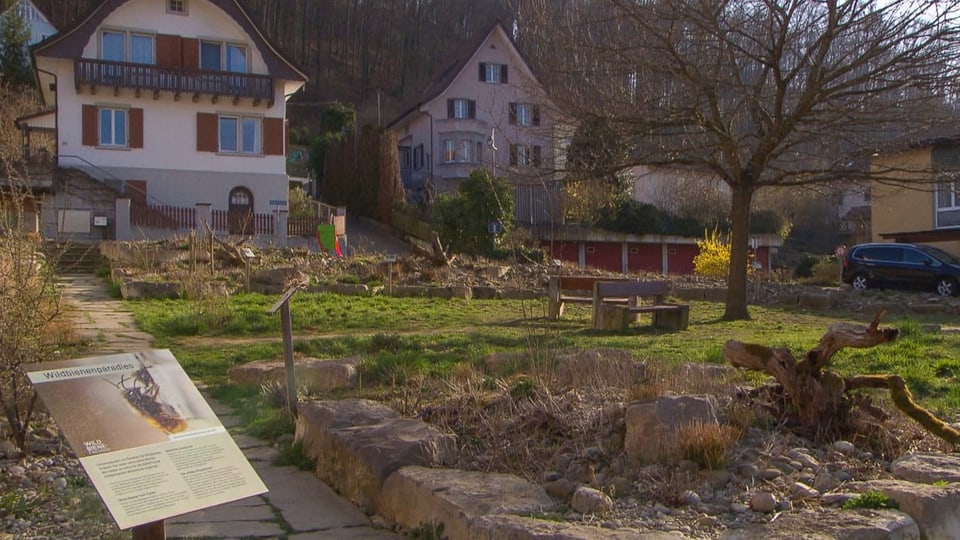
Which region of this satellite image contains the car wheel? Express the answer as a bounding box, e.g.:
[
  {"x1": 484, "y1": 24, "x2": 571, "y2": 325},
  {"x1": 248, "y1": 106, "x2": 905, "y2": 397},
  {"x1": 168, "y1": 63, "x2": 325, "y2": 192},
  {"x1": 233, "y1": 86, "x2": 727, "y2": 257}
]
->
[
  {"x1": 851, "y1": 274, "x2": 870, "y2": 291},
  {"x1": 936, "y1": 277, "x2": 959, "y2": 297}
]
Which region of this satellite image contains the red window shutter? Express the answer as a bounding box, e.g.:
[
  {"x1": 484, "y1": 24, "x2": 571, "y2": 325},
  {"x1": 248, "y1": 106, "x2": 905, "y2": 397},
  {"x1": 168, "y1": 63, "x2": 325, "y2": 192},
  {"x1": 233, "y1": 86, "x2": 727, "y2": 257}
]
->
[
  {"x1": 82, "y1": 105, "x2": 97, "y2": 146},
  {"x1": 468, "y1": 100, "x2": 476, "y2": 119},
  {"x1": 447, "y1": 99, "x2": 454, "y2": 119},
  {"x1": 129, "y1": 108, "x2": 144, "y2": 148},
  {"x1": 156, "y1": 34, "x2": 181, "y2": 68},
  {"x1": 181, "y1": 37, "x2": 199, "y2": 70},
  {"x1": 533, "y1": 145, "x2": 542, "y2": 167},
  {"x1": 509, "y1": 144, "x2": 518, "y2": 166},
  {"x1": 533, "y1": 105, "x2": 540, "y2": 126},
  {"x1": 479, "y1": 63, "x2": 486, "y2": 81},
  {"x1": 508, "y1": 103, "x2": 517, "y2": 125},
  {"x1": 263, "y1": 118, "x2": 285, "y2": 156},
  {"x1": 501, "y1": 64, "x2": 508, "y2": 83},
  {"x1": 196, "y1": 112, "x2": 218, "y2": 152}
]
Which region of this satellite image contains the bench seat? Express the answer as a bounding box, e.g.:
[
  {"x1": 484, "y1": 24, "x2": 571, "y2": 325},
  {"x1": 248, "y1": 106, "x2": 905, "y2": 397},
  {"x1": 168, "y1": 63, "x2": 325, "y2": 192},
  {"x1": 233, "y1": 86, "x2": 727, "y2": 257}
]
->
[{"x1": 592, "y1": 280, "x2": 689, "y2": 331}]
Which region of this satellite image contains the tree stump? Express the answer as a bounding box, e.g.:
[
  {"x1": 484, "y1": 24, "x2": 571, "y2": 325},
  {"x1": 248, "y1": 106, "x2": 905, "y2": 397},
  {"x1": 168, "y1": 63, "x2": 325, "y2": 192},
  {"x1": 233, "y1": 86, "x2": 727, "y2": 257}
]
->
[{"x1": 723, "y1": 311, "x2": 960, "y2": 445}]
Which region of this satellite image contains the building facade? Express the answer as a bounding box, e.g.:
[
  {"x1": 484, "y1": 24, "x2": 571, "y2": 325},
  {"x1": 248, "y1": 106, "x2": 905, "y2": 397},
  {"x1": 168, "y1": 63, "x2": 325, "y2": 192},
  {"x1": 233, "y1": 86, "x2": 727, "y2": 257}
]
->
[
  {"x1": 25, "y1": 0, "x2": 306, "y2": 238},
  {"x1": 387, "y1": 21, "x2": 562, "y2": 225}
]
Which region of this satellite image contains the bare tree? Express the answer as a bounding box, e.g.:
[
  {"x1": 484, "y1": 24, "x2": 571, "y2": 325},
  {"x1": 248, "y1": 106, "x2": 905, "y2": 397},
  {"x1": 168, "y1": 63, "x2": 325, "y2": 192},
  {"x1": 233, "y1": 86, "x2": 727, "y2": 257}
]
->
[{"x1": 520, "y1": 0, "x2": 960, "y2": 319}]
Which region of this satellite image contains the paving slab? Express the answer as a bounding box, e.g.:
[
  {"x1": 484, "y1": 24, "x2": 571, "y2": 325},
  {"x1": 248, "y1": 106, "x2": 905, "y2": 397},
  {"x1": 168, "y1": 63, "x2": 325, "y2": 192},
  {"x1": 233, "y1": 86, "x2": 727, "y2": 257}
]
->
[{"x1": 254, "y1": 462, "x2": 372, "y2": 531}]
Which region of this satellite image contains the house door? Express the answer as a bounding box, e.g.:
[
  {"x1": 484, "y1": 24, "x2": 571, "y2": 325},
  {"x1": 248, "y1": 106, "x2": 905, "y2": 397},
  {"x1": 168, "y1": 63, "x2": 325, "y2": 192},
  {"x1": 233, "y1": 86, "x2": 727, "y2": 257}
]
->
[{"x1": 228, "y1": 187, "x2": 253, "y2": 235}]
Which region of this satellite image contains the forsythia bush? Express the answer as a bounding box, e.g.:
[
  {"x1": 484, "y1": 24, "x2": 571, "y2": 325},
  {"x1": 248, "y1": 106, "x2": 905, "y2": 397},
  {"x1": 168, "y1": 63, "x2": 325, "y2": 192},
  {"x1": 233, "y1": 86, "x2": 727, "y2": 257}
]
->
[{"x1": 694, "y1": 229, "x2": 730, "y2": 278}]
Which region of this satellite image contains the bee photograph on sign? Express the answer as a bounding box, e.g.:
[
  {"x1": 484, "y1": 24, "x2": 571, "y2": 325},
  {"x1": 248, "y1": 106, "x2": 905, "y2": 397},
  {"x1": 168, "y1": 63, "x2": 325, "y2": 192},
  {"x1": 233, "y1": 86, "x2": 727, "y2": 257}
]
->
[{"x1": 25, "y1": 350, "x2": 221, "y2": 457}]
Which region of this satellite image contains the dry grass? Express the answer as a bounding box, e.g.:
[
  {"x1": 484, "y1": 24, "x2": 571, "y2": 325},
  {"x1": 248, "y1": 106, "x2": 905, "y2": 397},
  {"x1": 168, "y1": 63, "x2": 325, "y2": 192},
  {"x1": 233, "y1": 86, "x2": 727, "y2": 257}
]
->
[{"x1": 673, "y1": 422, "x2": 743, "y2": 470}]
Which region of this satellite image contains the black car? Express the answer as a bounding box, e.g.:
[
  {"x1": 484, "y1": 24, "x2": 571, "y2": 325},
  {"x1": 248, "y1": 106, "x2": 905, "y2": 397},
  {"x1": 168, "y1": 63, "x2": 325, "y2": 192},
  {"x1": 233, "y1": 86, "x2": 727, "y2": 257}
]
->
[{"x1": 841, "y1": 243, "x2": 960, "y2": 297}]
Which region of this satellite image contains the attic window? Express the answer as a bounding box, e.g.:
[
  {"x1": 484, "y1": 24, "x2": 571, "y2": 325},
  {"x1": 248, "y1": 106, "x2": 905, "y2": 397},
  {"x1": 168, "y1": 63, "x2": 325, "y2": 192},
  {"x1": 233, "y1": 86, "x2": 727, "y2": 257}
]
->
[
  {"x1": 479, "y1": 63, "x2": 508, "y2": 84},
  {"x1": 167, "y1": 0, "x2": 186, "y2": 14}
]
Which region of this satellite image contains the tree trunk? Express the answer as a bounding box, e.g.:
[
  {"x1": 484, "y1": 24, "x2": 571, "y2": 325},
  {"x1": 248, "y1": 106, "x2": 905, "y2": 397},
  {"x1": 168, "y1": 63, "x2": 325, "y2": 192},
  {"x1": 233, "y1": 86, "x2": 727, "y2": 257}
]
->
[{"x1": 723, "y1": 183, "x2": 753, "y2": 321}]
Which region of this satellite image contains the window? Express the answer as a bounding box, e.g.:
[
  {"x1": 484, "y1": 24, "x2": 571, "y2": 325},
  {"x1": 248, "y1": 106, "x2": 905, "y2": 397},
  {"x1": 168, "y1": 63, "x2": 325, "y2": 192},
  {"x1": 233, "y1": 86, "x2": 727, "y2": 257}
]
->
[
  {"x1": 167, "y1": 0, "x2": 186, "y2": 14},
  {"x1": 201, "y1": 41, "x2": 248, "y2": 72},
  {"x1": 479, "y1": 62, "x2": 508, "y2": 84},
  {"x1": 509, "y1": 103, "x2": 540, "y2": 127},
  {"x1": 413, "y1": 144, "x2": 425, "y2": 170},
  {"x1": 219, "y1": 115, "x2": 261, "y2": 154},
  {"x1": 399, "y1": 146, "x2": 412, "y2": 170},
  {"x1": 100, "y1": 30, "x2": 154, "y2": 64},
  {"x1": 936, "y1": 180, "x2": 960, "y2": 228},
  {"x1": 99, "y1": 107, "x2": 127, "y2": 147},
  {"x1": 441, "y1": 139, "x2": 481, "y2": 164},
  {"x1": 447, "y1": 99, "x2": 476, "y2": 120},
  {"x1": 509, "y1": 144, "x2": 542, "y2": 167}
]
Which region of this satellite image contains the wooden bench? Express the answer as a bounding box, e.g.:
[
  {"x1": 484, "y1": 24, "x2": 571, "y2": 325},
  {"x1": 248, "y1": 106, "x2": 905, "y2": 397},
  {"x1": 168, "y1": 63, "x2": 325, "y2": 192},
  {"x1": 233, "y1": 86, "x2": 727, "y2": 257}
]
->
[
  {"x1": 548, "y1": 275, "x2": 636, "y2": 319},
  {"x1": 592, "y1": 280, "x2": 690, "y2": 331}
]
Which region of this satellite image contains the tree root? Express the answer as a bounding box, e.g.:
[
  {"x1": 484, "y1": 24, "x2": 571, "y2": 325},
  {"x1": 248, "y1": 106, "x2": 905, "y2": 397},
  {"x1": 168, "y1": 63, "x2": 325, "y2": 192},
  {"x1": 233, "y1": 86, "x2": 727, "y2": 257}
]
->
[{"x1": 846, "y1": 374, "x2": 960, "y2": 446}]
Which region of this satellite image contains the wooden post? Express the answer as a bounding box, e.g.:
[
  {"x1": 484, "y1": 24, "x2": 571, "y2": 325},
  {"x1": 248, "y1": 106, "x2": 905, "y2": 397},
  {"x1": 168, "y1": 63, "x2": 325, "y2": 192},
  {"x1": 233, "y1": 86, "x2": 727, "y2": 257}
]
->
[
  {"x1": 269, "y1": 286, "x2": 302, "y2": 418},
  {"x1": 132, "y1": 521, "x2": 165, "y2": 540},
  {"x1": 280, "y1": 300, "x2": 297, "y2": 416}
]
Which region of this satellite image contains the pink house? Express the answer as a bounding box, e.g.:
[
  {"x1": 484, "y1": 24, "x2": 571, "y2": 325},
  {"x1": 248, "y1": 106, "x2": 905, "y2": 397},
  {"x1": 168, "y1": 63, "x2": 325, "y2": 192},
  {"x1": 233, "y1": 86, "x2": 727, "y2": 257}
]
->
[{"x1": 387, "y1": 21, "x2": 562, "y2": 224}]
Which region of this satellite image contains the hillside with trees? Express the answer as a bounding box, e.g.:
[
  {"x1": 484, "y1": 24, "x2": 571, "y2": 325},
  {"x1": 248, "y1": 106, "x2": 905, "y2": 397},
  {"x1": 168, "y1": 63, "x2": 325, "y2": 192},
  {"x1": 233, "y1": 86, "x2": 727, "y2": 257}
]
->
[{"x1": 29, "y1": 0, "x2": 520, "y2": 124}]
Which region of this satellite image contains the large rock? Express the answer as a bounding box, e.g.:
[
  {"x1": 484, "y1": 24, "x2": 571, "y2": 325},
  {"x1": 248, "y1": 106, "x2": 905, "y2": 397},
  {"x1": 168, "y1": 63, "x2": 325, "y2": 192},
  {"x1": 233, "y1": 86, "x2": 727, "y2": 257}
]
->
[
  {"x1": 120, "y1": 280, "x2": 180, "y2": 299},
  {"x1": 470, "y1": 514, "x2": 687, "y2": 540},
  {"x1": 251, "y1": 266, "x2": 308, "y2": 287},
  {"x1": 296, "y1": 399, "x2": 399, "y2": 435},
  {"x1": 227, "y1": 356, "x2": 362, "y2": 393},
  {"x1": 295, "y1": 405, "x2": 456, "y2": 512},
  {"x1": 852, "y1": 479, "x2": 960, "y2": 540},
  {"x1": 719, "y1": 508, "x2": 918, "y2": 539},
  {"x1": 890, "y1": 453, "x2": 960, "y2": 484},
  {"x1": 624, "y1": 394, "x2": 719, "y2": 462},
  {"x1": 379, "y1": 466, "x2": 555, "y2": 540},
  {"x1": 570, "y1": 486, "x2": 613, "y2": 515}
]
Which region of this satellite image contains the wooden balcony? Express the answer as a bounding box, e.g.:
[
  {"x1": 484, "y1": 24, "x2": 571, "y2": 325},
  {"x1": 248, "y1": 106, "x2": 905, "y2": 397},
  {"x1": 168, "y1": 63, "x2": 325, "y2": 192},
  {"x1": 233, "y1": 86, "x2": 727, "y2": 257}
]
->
[{"x1": 75, "y1": 59, "x2": 275, "y2": 106}]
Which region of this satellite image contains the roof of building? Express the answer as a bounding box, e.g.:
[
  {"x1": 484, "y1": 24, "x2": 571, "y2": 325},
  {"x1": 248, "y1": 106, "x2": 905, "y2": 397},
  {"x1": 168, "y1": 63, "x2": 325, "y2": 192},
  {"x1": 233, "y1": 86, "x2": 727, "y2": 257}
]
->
[
  {"x1": 386, "y1": 19, "x2": 544, "y2": 130},
  {"x1": 31, "y1": 0, "x2": 307, "y2": 82}
]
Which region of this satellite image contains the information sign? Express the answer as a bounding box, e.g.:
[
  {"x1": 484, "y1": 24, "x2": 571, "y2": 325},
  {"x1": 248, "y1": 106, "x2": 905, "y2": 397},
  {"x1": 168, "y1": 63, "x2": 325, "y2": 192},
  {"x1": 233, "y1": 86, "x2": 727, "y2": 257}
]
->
[{"x1": 24, "y1": 350, "x2": 267, "y2": 530}]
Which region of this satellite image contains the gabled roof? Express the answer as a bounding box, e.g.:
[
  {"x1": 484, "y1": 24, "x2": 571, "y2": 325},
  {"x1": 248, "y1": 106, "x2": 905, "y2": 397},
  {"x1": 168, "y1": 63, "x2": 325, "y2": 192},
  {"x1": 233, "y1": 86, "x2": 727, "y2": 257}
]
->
[
  {"x1": 3, "y1": 0, "x2": 53, "y2": 25},
  {"x1": 32, "y1": 0, "x2": 307, "y2": 82},
  {"x1": 387, "y1": 19, "x2": 545, "y2": 130}
]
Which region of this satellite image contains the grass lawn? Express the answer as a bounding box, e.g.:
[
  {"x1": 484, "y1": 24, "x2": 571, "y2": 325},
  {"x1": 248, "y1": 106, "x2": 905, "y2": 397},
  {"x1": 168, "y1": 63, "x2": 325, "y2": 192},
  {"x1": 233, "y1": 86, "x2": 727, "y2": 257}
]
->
[{"x1": 127, "y1": 291, "x2": 960, "y2": 413}]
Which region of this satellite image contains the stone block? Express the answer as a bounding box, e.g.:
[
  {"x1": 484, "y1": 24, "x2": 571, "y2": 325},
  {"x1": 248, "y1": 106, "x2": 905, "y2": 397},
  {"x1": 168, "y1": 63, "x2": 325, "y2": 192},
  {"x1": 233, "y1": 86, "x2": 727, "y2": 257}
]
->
[
  {"x1": 120, "y1": 280, "x2": 180, "y2": 299},
  {"x1": 852, "y1": 479, "x2": 960, "y2": 540},
  {"x1": 719, "y1": 508, "x2": 918, "y2": 539},
  {"x1": 380, "y1": 466, "x2": 555, "y2": 540},
  {"x1": 624, "y1": 394, "x2": 719, "y2": 463},
  {"x1": 227, "y1": 356, "x2": 362, "y2": 393},
  {"x1": 470, "y1": 514, "x2": 684, "y2": 539},
  {"x1": 891, "y1": 453, "x2": 960, "y2": 484}
]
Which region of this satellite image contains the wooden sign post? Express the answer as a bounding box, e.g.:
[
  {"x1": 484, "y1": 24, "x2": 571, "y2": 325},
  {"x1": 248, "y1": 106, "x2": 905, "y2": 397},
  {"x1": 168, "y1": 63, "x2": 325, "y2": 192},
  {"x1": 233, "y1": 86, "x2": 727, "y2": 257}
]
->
[{"x1": 269, "y1": 285, "x2": 304, "y2": 416}]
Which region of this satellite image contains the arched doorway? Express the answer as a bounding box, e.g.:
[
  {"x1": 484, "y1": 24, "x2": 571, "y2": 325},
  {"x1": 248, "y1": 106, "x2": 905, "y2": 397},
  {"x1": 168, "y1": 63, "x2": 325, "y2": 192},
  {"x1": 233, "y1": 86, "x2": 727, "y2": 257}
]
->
[{"x1": 228, "y1": 187, "x2": 253, "y2": 235}]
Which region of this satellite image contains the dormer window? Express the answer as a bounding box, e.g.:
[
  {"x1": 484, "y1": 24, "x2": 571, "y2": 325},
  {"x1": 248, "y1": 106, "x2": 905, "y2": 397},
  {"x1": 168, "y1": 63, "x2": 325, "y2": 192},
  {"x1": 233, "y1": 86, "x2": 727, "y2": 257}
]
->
[
  {"x1": 167, "y1": 0, "x2": 186, "y2": 14},
  {"x1": 479, "y1": 62, "x2": 508, "y2": 84}
]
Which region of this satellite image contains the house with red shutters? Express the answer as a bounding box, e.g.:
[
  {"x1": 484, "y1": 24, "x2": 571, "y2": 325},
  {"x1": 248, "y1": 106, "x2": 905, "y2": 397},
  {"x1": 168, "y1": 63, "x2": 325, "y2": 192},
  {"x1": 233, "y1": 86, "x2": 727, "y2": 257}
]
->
[{"x1": 18, "y1": 0, "x2": 306, "y2": 240}]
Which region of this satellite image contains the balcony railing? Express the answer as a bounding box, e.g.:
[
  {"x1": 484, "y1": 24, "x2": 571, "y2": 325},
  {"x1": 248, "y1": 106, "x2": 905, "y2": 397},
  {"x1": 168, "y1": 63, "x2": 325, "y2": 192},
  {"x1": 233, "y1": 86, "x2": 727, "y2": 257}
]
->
[{"x1": 75, "y1": 59, "x2": 275, "y2": 104}]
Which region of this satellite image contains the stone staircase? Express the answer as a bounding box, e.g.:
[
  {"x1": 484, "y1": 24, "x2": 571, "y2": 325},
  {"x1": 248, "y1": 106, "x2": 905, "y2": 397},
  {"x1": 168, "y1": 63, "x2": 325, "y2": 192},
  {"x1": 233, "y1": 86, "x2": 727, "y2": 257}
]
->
[{"x1": 43, "y1": 242, "x2": 106, "y2": 274}]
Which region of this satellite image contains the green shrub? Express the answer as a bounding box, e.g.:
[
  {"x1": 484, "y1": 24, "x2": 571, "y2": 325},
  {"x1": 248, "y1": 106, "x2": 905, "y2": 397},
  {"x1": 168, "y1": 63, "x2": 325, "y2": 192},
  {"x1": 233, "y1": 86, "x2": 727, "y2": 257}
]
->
[
  {"x1": 433, "y1": 169, "x2": 514, "y2": 257},
  {"x1": 842, "y1": 491, "x2": 898, "y2": 510}
]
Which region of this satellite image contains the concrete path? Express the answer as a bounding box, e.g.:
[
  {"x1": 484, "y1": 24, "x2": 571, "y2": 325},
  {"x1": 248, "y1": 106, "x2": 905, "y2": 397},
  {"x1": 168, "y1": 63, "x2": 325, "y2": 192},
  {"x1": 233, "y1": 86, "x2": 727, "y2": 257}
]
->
[{"x1": 59, "y1": 274, "x2": 400, "y2": 540}]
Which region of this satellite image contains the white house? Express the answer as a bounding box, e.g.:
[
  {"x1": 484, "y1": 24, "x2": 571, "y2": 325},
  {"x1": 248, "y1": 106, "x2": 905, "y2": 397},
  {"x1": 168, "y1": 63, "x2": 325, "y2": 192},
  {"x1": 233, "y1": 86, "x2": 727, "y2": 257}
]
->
[
  {"x1": 3, "y1": 0, "x2": 57, "y2": 46},
  {"x1": 387, "y1": 20, "x2": 561, "y2": 224},
  {"x1": 24, "y1": 0, "x2": 306, "y2": 238}
]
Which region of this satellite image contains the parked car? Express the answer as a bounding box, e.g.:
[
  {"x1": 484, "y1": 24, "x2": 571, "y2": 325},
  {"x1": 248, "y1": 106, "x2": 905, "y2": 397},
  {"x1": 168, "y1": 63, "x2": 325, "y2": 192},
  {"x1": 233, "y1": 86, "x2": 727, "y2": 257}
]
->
[{"x1": 841, "y1": 242, "x2": 960, "y2": 297}]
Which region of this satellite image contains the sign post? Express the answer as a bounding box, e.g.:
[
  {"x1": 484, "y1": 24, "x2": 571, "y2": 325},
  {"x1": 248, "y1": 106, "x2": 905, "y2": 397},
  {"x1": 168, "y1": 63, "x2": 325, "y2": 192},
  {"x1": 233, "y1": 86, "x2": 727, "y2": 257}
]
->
[{"x1": 269, "y1": 285, "x2": 304, "y2": 416}]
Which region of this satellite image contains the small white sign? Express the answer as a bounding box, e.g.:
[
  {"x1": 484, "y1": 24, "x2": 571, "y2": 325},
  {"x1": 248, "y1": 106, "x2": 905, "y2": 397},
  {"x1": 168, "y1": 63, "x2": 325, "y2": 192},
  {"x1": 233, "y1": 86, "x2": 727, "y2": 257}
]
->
[
  {"x1": 93, "y1": 216, "x2": 108, "y2": 227},
  {"x1": 384, "y1": 254, "x2": 397, "y2": 263}
]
